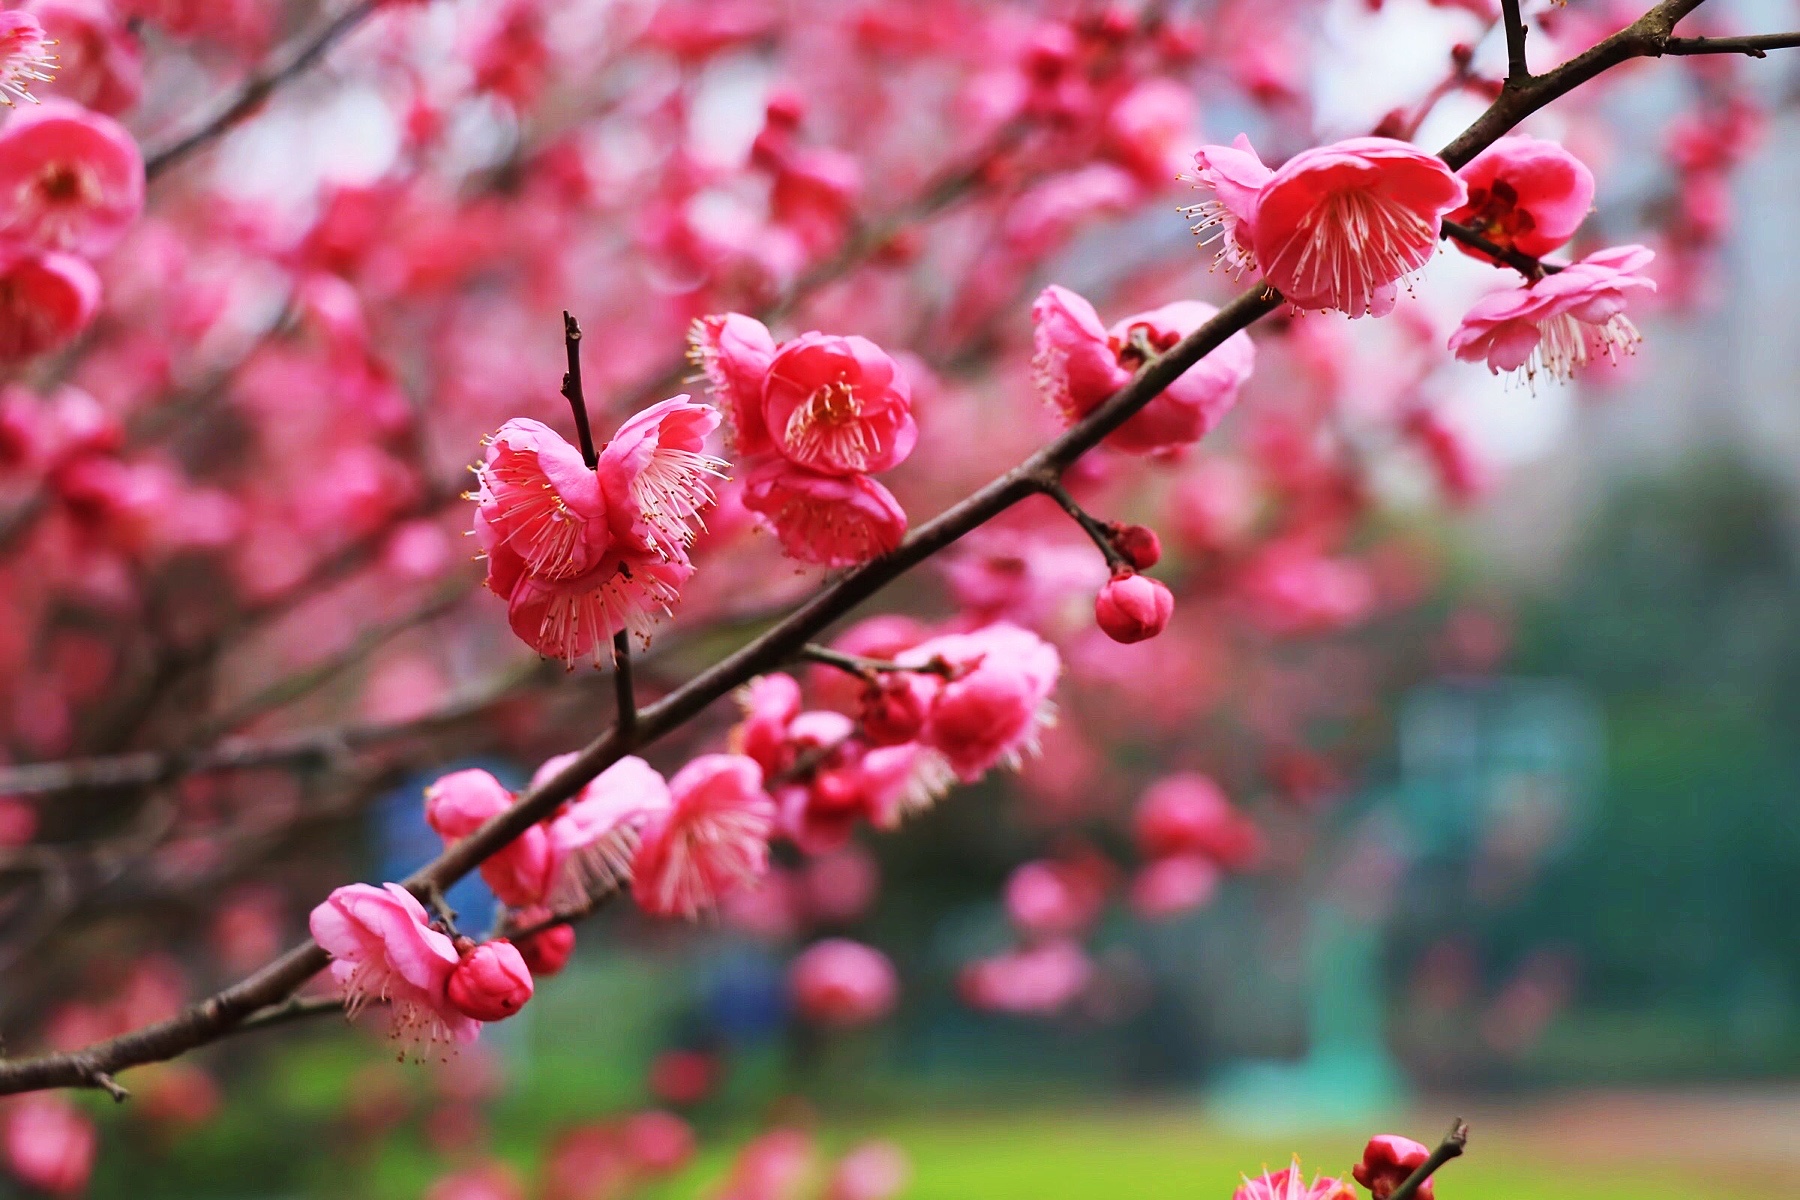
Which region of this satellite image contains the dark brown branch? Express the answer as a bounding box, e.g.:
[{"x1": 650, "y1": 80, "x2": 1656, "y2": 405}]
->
[
  {"x1": 561, "y1": 313, "x2": 599, "y2": 470},
  {"x1": 612, "y1": 631, "x2": 636, "y2": 735},
  {"x1": 1388, "y1": 1119, "x2": 1471, "y2": 1200},
  {"x1": 1440, "y1": 219, "x2": 1564, "y2": 278},
  {"x1": 0, "y1": 0, "x2": 1737, "y2": 1099},
  {"x1": 797, "y1": 644, "x2": 952, "y2": 680},
  {"x1": 1500, "y1": 0, "x2": 1532, "y2": 83},
  {"x1": 229, "y1": 996, "x2": 349, "y2": 1036},
  {"x1": 145, "y1": 1, "x2": 384, "y2": 179},
  {"x1": 1039, "y1": 478, "x2": 1131, "y2": 572},
  {"x1": 1664, "y1": 31, "x2": 1800, "y2": 57}
]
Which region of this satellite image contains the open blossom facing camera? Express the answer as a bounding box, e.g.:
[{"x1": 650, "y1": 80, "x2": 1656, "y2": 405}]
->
[
  {"x1": 1031, "y1": 286, "x2": 1256, "y2": 453},
  {"x1": 1447, "y1": 136, "x2": 1595, "y2": 261},
  {"x1": 0, "y1": 99, "x2": 144, "y2": 257},
  {"x1": 1190, "y1": 135, "x2": 1464, "y2": 317},
  {"x1": 690, "y1": 314, "x2": 914, "y2": 566},
  {"x1": 307, "y1": 882, "x2": 480, "y2": 1050},
  {"x1": 472, "y1": 397, "x2": 723, "y2": 663},
  {"x1": 1448, "y1": 244, "x2": 1657, "y2": 383}
]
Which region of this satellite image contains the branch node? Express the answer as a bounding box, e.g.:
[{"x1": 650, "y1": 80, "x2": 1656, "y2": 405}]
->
[{"x1": 90, "y1": 1070, "x2": 130, "y2": 1103}]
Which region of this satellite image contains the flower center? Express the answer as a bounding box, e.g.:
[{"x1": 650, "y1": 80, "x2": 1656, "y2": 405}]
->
[
  {"x1": 785, "y1": 379, "x2": 877, "y2": 471},
  {"x1": 36, "y1": 163, "x2": 94, "y2": 206},
  {"x1": 1461, "y1": 180, "x2": 1537, "y2": 250},
  {"x1": 1280, "y1": 186, "x2": 1437, "y2": 314}
]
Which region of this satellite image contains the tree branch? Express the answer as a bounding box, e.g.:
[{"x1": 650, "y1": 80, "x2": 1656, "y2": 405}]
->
[
  {"x1": 0, "y1": 0, "x2": 1739, "y2": 1099},
  {"x1": 1039, "y1": 478, "x2": 1131, "y2": 572},
  {"x1": 145, "y1": 1, "x2": 385, "y2": 180},
  {"x1": 1440, "y1": 219, "x2": 1564, "y2": 278},
  {"x1": 1663, "y1": 31, "x2": 1800, "y2": 57},
  {"x1": 1500, "y1": 0, "x2": 1532, "y2": 83}
]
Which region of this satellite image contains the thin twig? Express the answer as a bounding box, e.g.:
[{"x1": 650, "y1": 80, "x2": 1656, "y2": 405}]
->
[
  {"x1": 1039, "y1": 478, "x2": 1131, "y2": 572},
  {"x1": 145, "y1": 1, "x2": 385, "y2": 179},
  {"x1": 561, "y1": 313, "x2": 599, "y2": 469},
  {"x1": 796, "y1": 644, "x2": 951, "y2": 679},
  {"x1": 1388, "y1": 1119, "x2": 1471, "y2": 1200},
  {"x1": 612, "y1": 632, "x2": 636, "y2": 735},
  {"x1": 1500, "y1": 0, "x2": 1532, "y2": 83},
  {"x1": 1440, "y1": 219, "x2": 1564, "y2": 278},
  {"x1": 1663, "y1": 30, "x2": 1800, "y2": 57}
]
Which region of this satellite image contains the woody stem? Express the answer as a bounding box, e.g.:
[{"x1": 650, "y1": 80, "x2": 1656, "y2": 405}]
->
[
  {"x1": 1038, "y1": 479, "x2": 1131, "y2": 573},
  {"x1": 561, "y1": 312, "x2": 599, "y2": 470}
]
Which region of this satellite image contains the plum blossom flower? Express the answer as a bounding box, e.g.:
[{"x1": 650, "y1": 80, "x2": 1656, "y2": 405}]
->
[
  {"x1": 474, "y1": 418, "x2": 612, "y2": 582},
  {"x1": 1134, "y1": 773, "x2": 1262, "y2": 870},
  {"x1": 501, "y1": 553, "x2": 695, "y2": 666},
  {"x1": 1183, "y1": 134, "x2": 1272, "y2": 277},
  {"x1": 539, "y1": 753, "x2": 673, "y2": 900},
  {"x1": 422, "y1": 768, "x2": 554, "y2": 908},
  {"x1": 446, "y1": 939, "x2": 534, "y2": 1022},
  {"x1": 1447, "y1": 244, "x2": 1656, "y2": 384},
  {"x1": 1129, "y1": 854, "x2": 1219, "y2": 920},
  {"x1": 740, "y1": 459, "x2": 908, "y2": 568},
  {"x1": 0, "y1": 99, "x2": 144, "y2": 257},
  {"x1": 825, "y1": 1142, "x2": 910, "y2": 1200},
  {"x1": 1354, "y1": 1135, "x2": 1435, "y2": 1200},
  {"x1": 1234, "y1": 1161, "x2": 1355, "y2": 1200},
  {"x1": 631, "y1": 754, "x2": 776, "y2": 918},
  {"x1": 1030, "y1": 285, "x2": 1256, "y2": 453},
  {"x1": 308, "y1": 882, "x2": 480, "y2": 1050},
  {"x1": 2, "y1": 1094, "x2": 95, "y2": 1196},
  {"x1": 789, "y1": 938, "x2": 899, "y2": 1027},
  {"x1": 688, "y1": 312, "x2": 778, "y2": 456},
  {"x1": 1094, "y1": 571, "x2": 1173, "y2": 644},
  {"x1": 1240, "y1": 136, "x2": 1465, "y2": 317},
  {"x1": 0, "y1": 12, "x2": 58, "y2": 107},
  {"x1": 762, "y1": 333, "x2": 916, "y2": 476},
  {"x1": 0, "y1": 248, "x2": 100, "y2": 361},
  {"x1": 595, "y1": 396, "x2": 726, "y2": 557},
  {"x1": 901, "y1": 622, "x2": 1060, "y2": 782},
  {"x1": 959, "y1": 939, "x2": 1091, "y2": 1015},
  {"x1": 510, "y1": 907, "x2": 575, "y2": 977},
  {"x1": 1447, "y1": 136, "x2": 1595, "y2": 261},
  {"x1": 26, "y1": 1, "x2": 142, "y2": 115}
]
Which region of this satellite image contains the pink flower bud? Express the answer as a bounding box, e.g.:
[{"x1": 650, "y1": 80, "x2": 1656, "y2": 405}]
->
[
  {"x1": 446, "y1": 939, "x2": 534, "y2": 1022},
  {"x1": 858, "y1": 673, "x2": 932, "y2": 746},
  {"x1": 623, "y1": 1110, "x2": 695, "y2": 1173},
  {"x1": 1094, "y1": 572, "x2": 1173, "y2": 644},
  {"x1": 512, "y1": 907, "x2": 575, "y2": 977},
  {"x1": 790, "y1": 938, "x2": 898, "y2": 1027},
  {"x1": 1111, "y1": 523, "x2": 1162, "y2": 570},
  {"x1": 1353, "y1": 1135, "x2": 1434, "y2": 1200}
]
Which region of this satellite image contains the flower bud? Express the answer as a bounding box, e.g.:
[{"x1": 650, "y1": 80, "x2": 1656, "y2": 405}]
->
[
  {"x1": 1353, "y1": 1135, "x2": 1434, "y2": 1200},
  {"x1": 446, "y1": 939, "x2": 534, "y2": 1022},
  {"x1": 1094, "y1": 571, "x2": 1173, "y2": 643},
  {"x1": 512, "y1": 907, "x2": 575, "y2": 977},
  {"x1": 1110, "y1": 522, "x2": 1162, "y2": 569},
  {"x1": 858, "y1": 674, "x2": 931, "y2": 746}
]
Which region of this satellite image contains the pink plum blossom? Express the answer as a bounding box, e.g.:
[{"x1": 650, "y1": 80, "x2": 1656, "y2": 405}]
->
[
  {"x1": 901, "y1": 622, "x2": 1060, "y2": 782},
  {"x1": 445, "y1": 939, "x2": 534, "y2": 1022},
  {"x1": 0, "y1": 12, "x2": 58, "y2": 107},
  {"x1": 689, "y1": 312, "x2": 778, "y2": 456},
  {"x1": 1248, "y1": 137, "x2": 1465, "y2": 317},
  {"x1": 1129, "y1": 855, "x2": 1220, "y2": 919},
  {"x1": 622, "y1": 1110, "x2": 696, "y2": 1173},
  {"x1": 826, "y1": 1142, "x2": 910, "y2": 1200},
  {"x1": 1005, "y1": 859, "x2": 1105, "y2": 940},
  {"x1": 474, "y1": 418, "x2": 613, "y2": 582},
  {"x1": 762, "y1": 333, "x2": 916, "y2": 476},
  {"x1": 540, "y1": 753, "x2": 673, "y2": 900},
  {"x1": 741, "y1": 459, "x2": 908, "y2": 567},
  {"x1": 789, "y1": 938, "x2": 899, "y2": 1027},
  {"x1": 1095, "y1": 571, "x2": 1174, "y2": 643},
  {"x1": 308, "y1": 882, "x2": 480, "y2": 1050},
  {"x1": 501, "y1": 553, "x2": 696, "y2": 665},
  {"x1": 0, "y1": 99, "x2": 144, "y2": 257},
  {"x1": 2, "y1": 1094, "x2": 95, "y2": 1195},
  {"x1": 959, "y1": 939, "x2": 1091, "y2": 1015},
  {"x1": 26, "y1": 0, "x2": 143, "y2": 115},
  {"x1": 1234, "y1": 1162, "x2": 1355, "y2": 1200},
  {"x1": 1184, "y1": 134, "x2": 1273, "y2": 277},
  {"x1": 422, "y1": 768, "x2": 554, "y2": 909},
  {"x1": 1134, "y1": 773, "x2": 1262, "y2": 871},
  {"x1": 1448, "y1": 136, "x2": 1595, "y2": 261},
  {"x1": 595, "y1": 395, "x2": 725, "y2": 558},
  {"x1": 1354, "y1": 1135, "x2": 1435, "y2": 1200},
  {"x1": 511, "y1": 907, "x2": 575, "y2": 977},
  {"x1": 0, "y1": 248, "x2": 99, "y2": 361},
  {"x1": 1447, "y1": 244, "x2": 1657, "y2": 383},
  {"x1": 1030, "y1": 285, "x2": 1256, "y2": 453},
  {"x1": 631, "y1": 754, "x2": 776, "y2": 918}
]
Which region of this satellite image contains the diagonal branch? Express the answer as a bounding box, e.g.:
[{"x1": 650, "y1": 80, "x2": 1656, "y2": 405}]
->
[
  {"x1": 1389, "y1": 1119, "x2": 1471, "y2": 1200},
  {"x1": 0, "y1": 0, "x2": 1738, "y2": 1100},
  {"x1": 1663, "y1": 31, "x2": 1800, "y2": 56},
  {"x1": 145, "y1": 0, "x2": 385, "y2": 180}
]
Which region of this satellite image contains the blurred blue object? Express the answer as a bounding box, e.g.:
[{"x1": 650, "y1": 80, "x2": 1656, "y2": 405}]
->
[
  {"x1": 699, "y1": 946, "x2": 790, "y2": 1043},
  {"x1": 374, "y1": 756, "x2": 525, "y2": 930}
]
